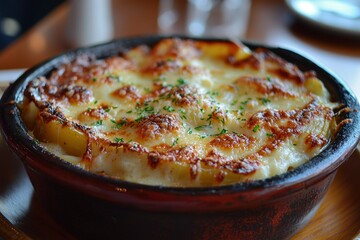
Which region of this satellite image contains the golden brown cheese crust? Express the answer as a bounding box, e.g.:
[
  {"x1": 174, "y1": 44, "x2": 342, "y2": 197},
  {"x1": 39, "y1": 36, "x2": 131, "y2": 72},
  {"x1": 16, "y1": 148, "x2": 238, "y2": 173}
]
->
[{"x1": 21, "y1": 38, "x2": 339, "y2": 186}]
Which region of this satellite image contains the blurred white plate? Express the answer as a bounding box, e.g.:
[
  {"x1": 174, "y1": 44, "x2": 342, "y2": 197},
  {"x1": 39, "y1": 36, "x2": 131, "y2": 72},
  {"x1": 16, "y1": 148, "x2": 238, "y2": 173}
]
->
[
  {"x1": 286, "y1": 0, "x2": 360, "y2": 36},
  {"x1": 0, "y1": 69, "x2": 25, "y2": 96},
  {"x1": 0, "y1": 69, "x2": 25, "y2": 82}
]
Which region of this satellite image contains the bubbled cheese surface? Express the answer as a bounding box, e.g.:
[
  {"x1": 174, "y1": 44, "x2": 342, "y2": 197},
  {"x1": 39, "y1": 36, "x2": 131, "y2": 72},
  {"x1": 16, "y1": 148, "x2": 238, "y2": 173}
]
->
[{"x1": 21, "y1": 38, "x2": 338, "y2": 186}]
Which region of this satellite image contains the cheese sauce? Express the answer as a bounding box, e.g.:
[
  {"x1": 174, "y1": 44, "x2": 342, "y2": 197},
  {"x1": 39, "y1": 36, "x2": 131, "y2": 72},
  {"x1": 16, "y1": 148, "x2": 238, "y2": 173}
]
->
[{"x1": 21, "y1": 38, "x2": 338, "y2": 186}]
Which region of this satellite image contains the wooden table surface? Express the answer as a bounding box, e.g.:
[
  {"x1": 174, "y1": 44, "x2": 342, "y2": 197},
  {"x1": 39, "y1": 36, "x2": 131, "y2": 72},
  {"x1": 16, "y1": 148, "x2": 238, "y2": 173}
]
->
[{"x1": 0, "y1": 0, "x2": 359, "y2": 239}]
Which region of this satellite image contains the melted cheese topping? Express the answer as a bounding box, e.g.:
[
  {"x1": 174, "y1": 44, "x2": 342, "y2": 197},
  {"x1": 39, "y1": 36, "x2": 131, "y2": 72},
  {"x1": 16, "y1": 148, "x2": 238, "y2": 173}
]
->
[{"x1": 21, "y1": 38, "x2": 338, "y2": 186}]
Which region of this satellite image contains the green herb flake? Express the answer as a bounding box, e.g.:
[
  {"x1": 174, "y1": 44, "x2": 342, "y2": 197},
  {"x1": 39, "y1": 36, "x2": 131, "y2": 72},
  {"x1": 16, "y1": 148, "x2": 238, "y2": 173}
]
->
[
  {"x1": 220, "y1": 118, "x2": 225, "y2": 125},
  {"x1": 163, "y1": 105, "x2": 175, "y2": 112},
  {"x1": 259, "y1": 98, "x2": 271, "y2": 104},
  {"x1": 253, "y1": 125, "x2": 260, "y2": 132},
  {"x1": 135, "y1": 117, "x2": 143, "y2": 122},
  {"x1": 109, "y1": 74, "x2": 121, "y2": 82},
  {"x1": 171, "y1": 137, "x2": 179, "y2": 147},
  {"x1": 219, "y1": 129, "x2": 228, "y2": 135},
  {"x1": 111, "y1": 119, "x2": 127, "y2": 128},
  {"x1": 144, "y1": 106, "x2": 154, "y2": 112},
  {"x1": 187, "y1": 128, "x2": 193, "y2": 134},
  {"x1": 95, "y1": 120, "x2": 103, "y2": 126},
  {"x1": 195, "y1": 125, "x2": 207, "y2": 131},
  {"x1": 177, "y1": 78, "x2": 187, "y2": 86},
  {"x1": 266, "y1": 76, "x2": 271, "y2": 82},
  {"x1": 114, "y1": 137, "x2": 124, "y2": 143},
  {"x1": 266, "y1": 133, "x2": 273, "y2": 137},
  {"x1": 92, "y1": 78, "x2": 97, "y2": 82}
]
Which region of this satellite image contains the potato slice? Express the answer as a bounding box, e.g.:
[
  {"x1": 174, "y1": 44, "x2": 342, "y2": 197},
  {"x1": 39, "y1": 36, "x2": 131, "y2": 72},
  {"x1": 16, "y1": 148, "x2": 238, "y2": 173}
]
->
[{"x1": 33, "y1": 118, "x2": 87, "y2": 157}]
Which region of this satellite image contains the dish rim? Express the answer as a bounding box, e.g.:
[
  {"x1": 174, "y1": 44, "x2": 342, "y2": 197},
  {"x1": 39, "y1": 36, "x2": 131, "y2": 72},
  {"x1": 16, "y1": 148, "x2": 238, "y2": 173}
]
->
[{"x1": 1, "y1": 35, "x2": 359, "y2": 195}]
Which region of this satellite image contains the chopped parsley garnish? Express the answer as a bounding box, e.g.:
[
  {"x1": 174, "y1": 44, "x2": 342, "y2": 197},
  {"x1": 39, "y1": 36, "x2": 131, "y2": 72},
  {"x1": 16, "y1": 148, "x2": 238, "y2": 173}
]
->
[
  {"x1": 144, "y1": 106, "x2": 154, "y2": 112},
  {"x1": 266, "y1": 133, "x2": 273, "y2": 137},
  {"x1": 195, "y1": 125, "x2": 208, "y2": 131},
  {"x1": 177, "y1": 78, "x2": 187, "y2": 86},
  {"x1": 266, "y1": 76, "x2": 271, "y2": 82},
  {"x1": 219, "y1": 128, "x2": 228, "y2": 135},
  {"x1": 135, "y1": 117, "x2": 144, "y2": 122},
  {"x1": 171, "y1": 137, "x2": 179, "y2": 147},
  {"x1": 134, "y1": 103, "x2": 155, "y2": 119},
  {"x1": 95, "y1": 120, "x2": 103, "y2": 126},
  {"x1": 210, "y1": 128, "x2": 228, "y2": 137},
  {"x1": 180, "y1": 115, "x2": 187, "y2": 120},
  {"x1": 258, "y1": 98, "x2": 271, "y2": 104},
  {"x1": 111, "y1": 119, "x2": 127, "y2": 128},
  {"x1": 108, "y1": 74, "x2": 121, "y2": 82},
  {"x1": 187, "y1": 128, "x2": 193, "y2": 134},
  {"x1": 114, "y1": 137, "x2": 124, "y2": 143},
  {"x1": 179, "y1": 109, "x2": 186, "y2": 114},
  {"x1": 163, "y1": 105, "x2": 175, "y2": 112},
  {"x1": 92, "y1": 78, "x2": 97, "y2": 82},
  {"x1": 220, "y1": 118, "x2": 225, "y2": 125},
  {"x1": 177, "y1": 109, "x2": 187, "y2": 119},
  {"x1": 253, "y1": 125, "x2": 260, "y2": 132}
]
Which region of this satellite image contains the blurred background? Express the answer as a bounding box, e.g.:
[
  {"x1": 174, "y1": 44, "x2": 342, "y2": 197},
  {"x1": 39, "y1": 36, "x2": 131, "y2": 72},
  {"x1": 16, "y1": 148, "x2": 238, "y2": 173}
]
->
[{"x1": 0, "y1": 0, "x2": 64, "y2": 50}]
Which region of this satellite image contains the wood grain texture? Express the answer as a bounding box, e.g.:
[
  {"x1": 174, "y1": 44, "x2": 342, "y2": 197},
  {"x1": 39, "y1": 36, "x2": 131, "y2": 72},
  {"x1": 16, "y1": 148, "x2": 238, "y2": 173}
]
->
[{"x1": 293, "y1": 145, "x2": 360, "y2": 239}]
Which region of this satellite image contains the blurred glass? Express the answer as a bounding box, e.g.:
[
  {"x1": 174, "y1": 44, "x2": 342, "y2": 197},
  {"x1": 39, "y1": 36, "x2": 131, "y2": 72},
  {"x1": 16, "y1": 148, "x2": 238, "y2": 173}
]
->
[
  {"x1": 65, "y1": 0, "x2": 114, "y2": 47},
  {"x1": 158, "y1": 0, "x2": 251, "y2": 38}
]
